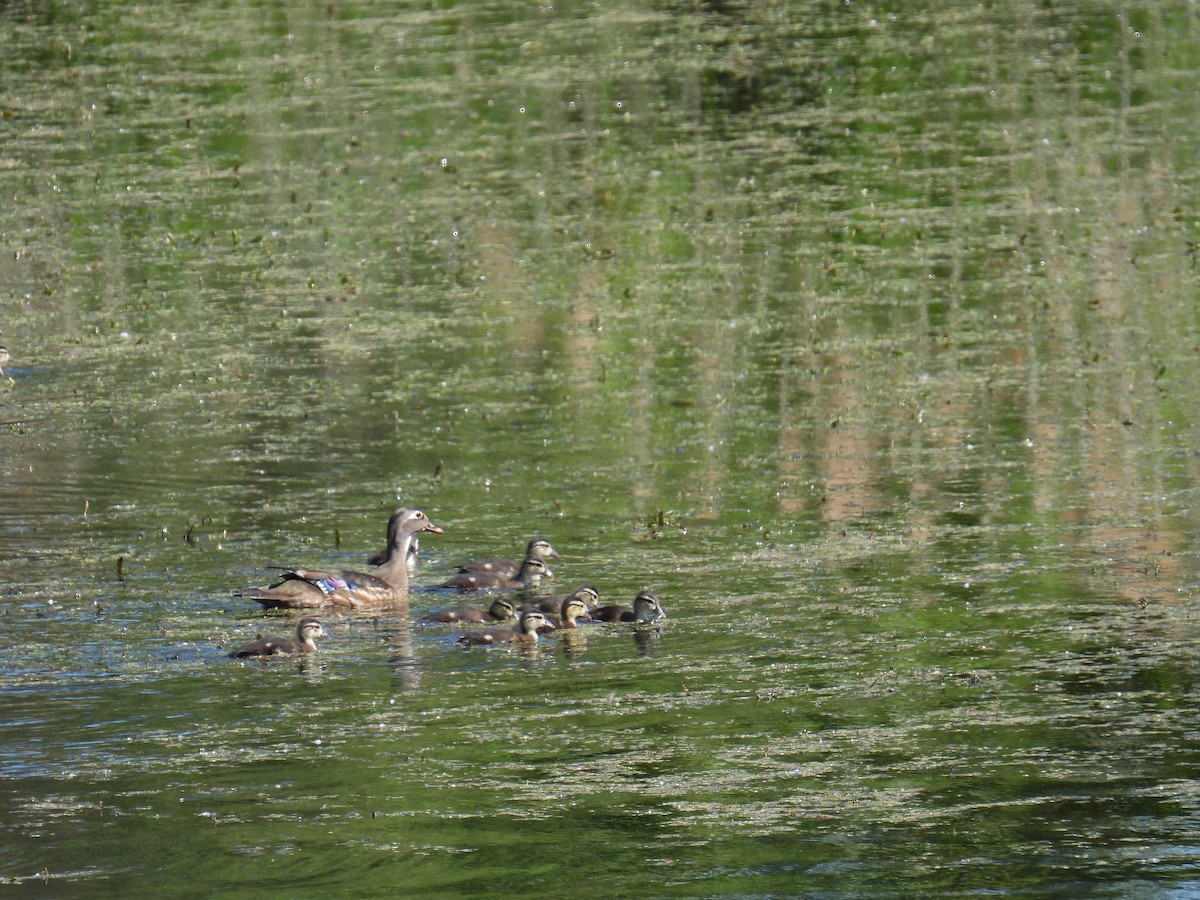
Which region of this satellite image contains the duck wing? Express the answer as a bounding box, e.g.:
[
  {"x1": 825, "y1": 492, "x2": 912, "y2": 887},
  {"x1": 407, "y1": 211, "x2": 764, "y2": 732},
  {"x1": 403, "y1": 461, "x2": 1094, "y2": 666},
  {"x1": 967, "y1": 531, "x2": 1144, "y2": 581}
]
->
[{"x1": 237, "y1": 568, "x2": 393, "y2": 609}]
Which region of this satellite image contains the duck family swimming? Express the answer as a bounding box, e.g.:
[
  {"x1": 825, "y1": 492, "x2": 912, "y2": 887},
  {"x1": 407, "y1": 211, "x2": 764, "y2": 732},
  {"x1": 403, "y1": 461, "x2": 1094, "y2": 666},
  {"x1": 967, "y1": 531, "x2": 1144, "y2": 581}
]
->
[{"x1": 230, "y1": 507, "x2": 665, "y2": 657}]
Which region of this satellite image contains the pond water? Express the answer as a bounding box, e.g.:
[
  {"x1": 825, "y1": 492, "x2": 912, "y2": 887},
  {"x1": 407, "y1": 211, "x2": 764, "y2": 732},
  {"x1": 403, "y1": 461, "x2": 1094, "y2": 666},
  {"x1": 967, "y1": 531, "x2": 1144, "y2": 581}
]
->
[{"x1": 3, "y1": 0, "x2": 1200, "y2": 895}]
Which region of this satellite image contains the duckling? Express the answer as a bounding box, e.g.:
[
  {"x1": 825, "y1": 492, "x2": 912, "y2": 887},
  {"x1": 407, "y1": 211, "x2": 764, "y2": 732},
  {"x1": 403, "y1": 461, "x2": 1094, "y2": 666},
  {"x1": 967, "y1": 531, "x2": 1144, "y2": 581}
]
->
[
  {"x1": 543, "y1": 594, "x2": 592, "y2": 630},
  {"x1": 458, "y1": 610, "x2": 548, "y2": 647},
  {"x1": 0, "y1": 346, "x2": 8, "y2": 378},
  {"x1": 453, "y1": 537, "x2": 560, "y2": 578},
  {"x1": 366, "y1": 507, "x2": 422, "y2": 569},
  {"x1": 524, "y1": 584, "x2": 599, "y2": 617},
  {"x1": 591, "y1": 591, "x2": 666, "y2": 623},
  {"x1": 235, "y1": 508, "x2": 442, "y2": 609},
  {"x1": 421, "y1": 597, "x2": 517, "y2": 625},
  {"x1": 229, "y1": 617, "x2": 325, "y2": 658},
  {"x1": 439, "y1": 556, "x2": 550, "y2": 592}
]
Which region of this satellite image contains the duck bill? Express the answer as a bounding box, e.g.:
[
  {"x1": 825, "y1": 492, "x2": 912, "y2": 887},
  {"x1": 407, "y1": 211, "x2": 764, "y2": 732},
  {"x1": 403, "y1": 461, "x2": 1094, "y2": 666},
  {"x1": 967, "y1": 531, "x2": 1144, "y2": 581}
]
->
[{"x1": 423, "y1": 522, "x2": 445, "y2": 535}]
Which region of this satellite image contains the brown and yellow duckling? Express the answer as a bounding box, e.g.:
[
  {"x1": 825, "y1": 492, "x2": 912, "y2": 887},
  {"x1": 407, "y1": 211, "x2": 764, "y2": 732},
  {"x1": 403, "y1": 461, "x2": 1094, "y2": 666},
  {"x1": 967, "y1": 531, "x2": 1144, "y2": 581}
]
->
[
  {"x1": 421, "y1": 597, "x2": 517, "y2": 625},
  {"x1": 542, "y1": 594, "x2": 592, "y2": 630},
  {"x1": 453, "y1": 537, "x2": 560, "y2": 579},
  {"x1": 229, "y1": 617, "x2": 325, "y2": 658},
  {"x1": 457, "y1": 610, "x2": 548, "y2": 647},
  {"x1": 439, "y1": 556, "x2": 550, "y2": 592},
  {"x1": 235, "y1": 508, "x2": 442, "y2": 610},
  {"x1": 591, "y1": 591, "x2": 667, "y2": 623},
  {"x1": 523, "y1": 584, "x2": 599, "y2": 617}
]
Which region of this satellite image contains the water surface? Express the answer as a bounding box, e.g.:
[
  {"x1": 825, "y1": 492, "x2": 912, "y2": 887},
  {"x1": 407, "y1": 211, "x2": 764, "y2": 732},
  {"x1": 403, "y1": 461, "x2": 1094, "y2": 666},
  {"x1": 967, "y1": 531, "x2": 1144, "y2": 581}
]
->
[{"x1": 3, "y1": 0, "x2": 1200, "y2": 895}]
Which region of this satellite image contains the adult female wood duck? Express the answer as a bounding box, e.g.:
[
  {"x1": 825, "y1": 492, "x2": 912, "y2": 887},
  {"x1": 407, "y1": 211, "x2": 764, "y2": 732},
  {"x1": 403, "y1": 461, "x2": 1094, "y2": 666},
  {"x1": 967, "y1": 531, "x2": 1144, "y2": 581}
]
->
[
  {"x1": 421, "y1": 597, "x2": 517, "y2": 625},
  {"x1": 439, "y1": 556, "x2": 549, "y2": 592},
  {"x1": 524, "y1": 584, "x2": 599, "y2": 618},
  {"x1": 457, "y1": 610, "x2": 548, "y2": 647},
  {"x1": 229, "y1": 617, "x2": 325, "y2": 658},
  {"x1": 235, "y1": 508, "x2": 443, "y2": 609},
  {"x1": 453, "y1": 538, "x2": 560, "y2": 578},
  {"x1": 366, "y1": 507, "x2": 421, "y2": 569},
  {"x1": 591, "y1": 591, "x2": 667, "y2": 623}
]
